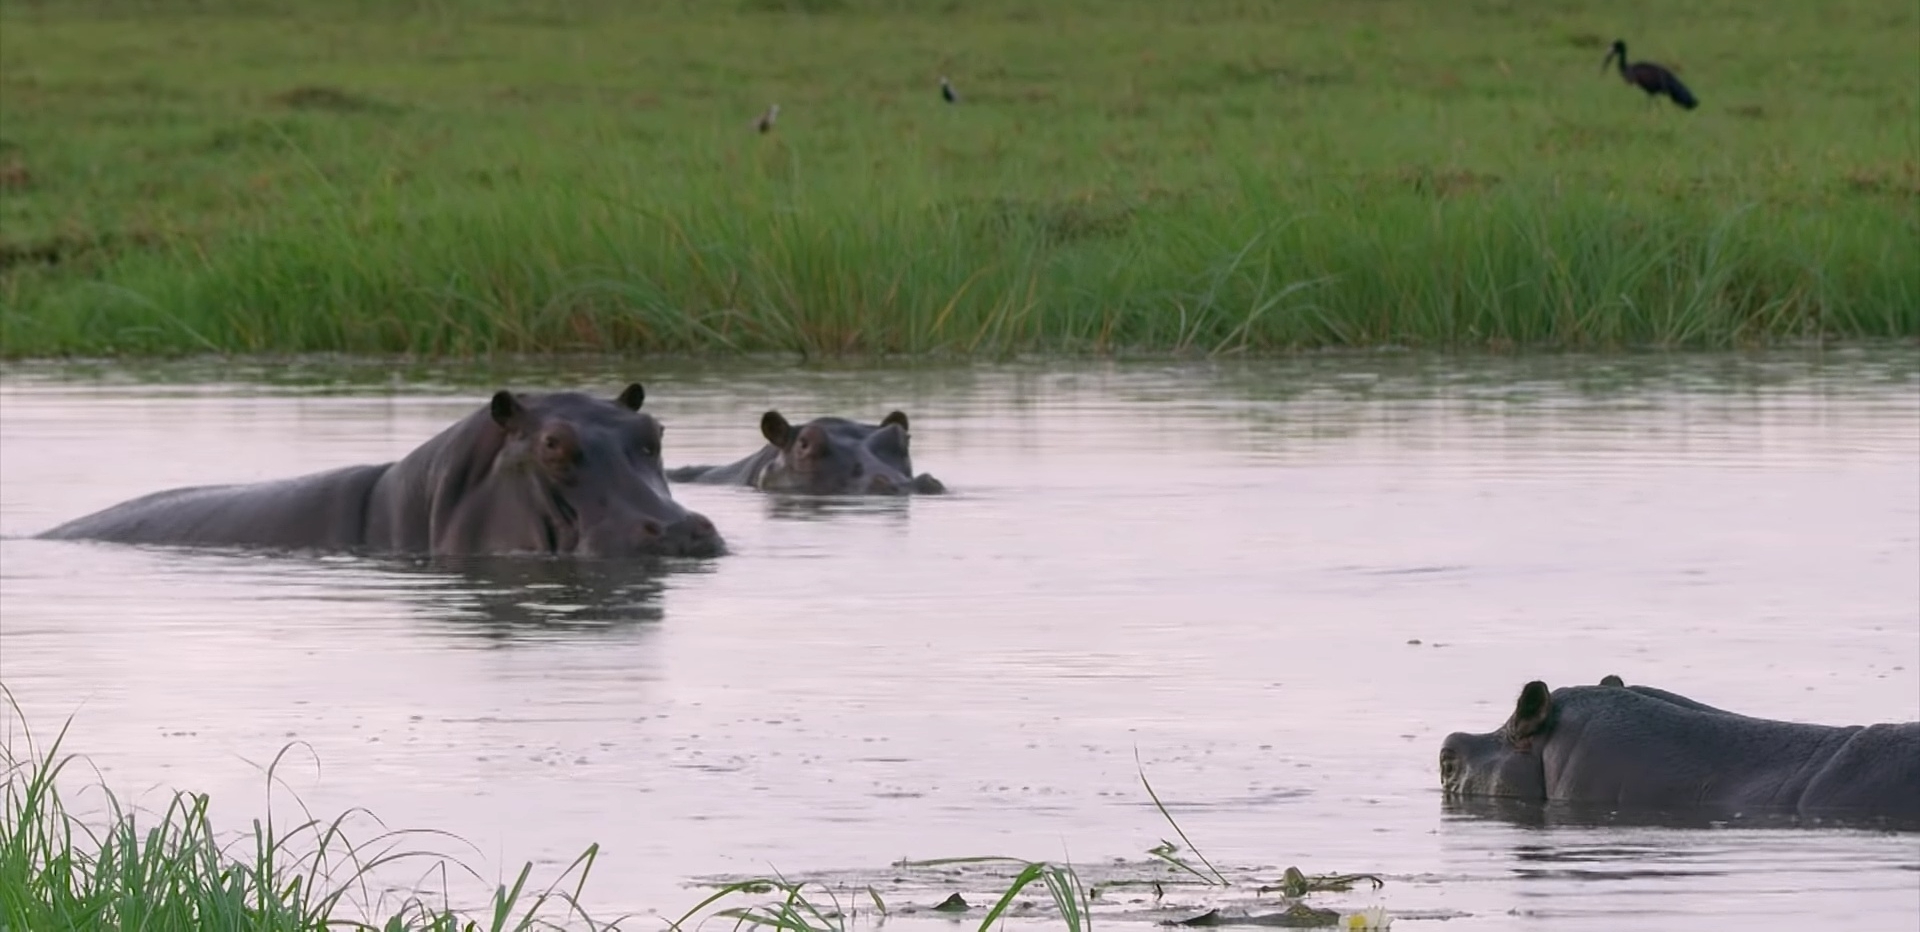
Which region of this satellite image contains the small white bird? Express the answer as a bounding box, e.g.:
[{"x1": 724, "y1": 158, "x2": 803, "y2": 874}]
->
[
  {"x1": 939, "y1": 76, "x2": 959, "y2": 104},
  {"x1": 753, "y1": 103, "x2": 780, "y2": 133}
]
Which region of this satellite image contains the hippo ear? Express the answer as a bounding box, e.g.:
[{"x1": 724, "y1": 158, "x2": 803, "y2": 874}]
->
[
  {"x1": 760, "y1": 411, "x2": 794, "y2": 448},
  {"x1": 880, "y1": 411, "x2": 910, "y2": 432},
  {"x1": 1599, "y1": 675, "x2": 1625, "y2": 687},
  {"x1": 615, "y1": 383, "x2": 646, "y2": 411},
  {"x1": 490, "y1": 390, "x2": 528, "y2": 432},
  {"x1": 1510, "y1": 681, "x2": 1553, "y2": 741}
]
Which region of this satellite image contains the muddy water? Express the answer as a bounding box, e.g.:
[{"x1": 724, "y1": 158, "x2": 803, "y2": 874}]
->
[{"x1": 1, "y1": 352, "x2": 1916, "y2": 931}]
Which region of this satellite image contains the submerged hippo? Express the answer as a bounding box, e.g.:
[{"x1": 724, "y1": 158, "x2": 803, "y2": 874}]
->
[
  {"x1": 667, "y1": 410, "x2": 944, "y2": 495},
  {"x1": 1439, "y1": 677, "x2": 1920, "y2": 824},
  {"x1": 38, "y1": 384, "x2": 724, "y2": 558}
]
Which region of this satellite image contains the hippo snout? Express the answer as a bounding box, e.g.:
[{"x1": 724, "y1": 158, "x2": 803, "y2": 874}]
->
[
  {"x1": 604, "y1": 511, "x2": 723, "y2": 558},
  {"x1": 1438, "y1": 736, "x2": 1466, "y2": 793},
  {"x1": 658, "y1": 513, "x2": 725, "y2": 557}
]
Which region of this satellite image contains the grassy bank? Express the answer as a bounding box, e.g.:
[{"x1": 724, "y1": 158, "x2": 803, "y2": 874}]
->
[{"x1": 1, "y1": 0, "x2": 1915, "y2": 357}]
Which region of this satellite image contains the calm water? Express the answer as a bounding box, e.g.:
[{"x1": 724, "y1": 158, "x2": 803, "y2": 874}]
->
[{"x1": 1, "y1": 351, "x2": 1917, "y2": 930}]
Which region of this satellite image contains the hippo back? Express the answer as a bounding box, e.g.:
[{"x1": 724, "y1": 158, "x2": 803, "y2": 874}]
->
[
  {"x1": 38, "y1": 465, "x2": 389, "y2": 550},
  {"x1": 1801, "y1": 722, "x2": 1920, "y2": 819}
]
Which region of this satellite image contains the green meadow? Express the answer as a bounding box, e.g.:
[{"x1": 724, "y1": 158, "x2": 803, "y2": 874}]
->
[{"x1": 0, "y1": 0, "x2": 1914, "y2": 357}]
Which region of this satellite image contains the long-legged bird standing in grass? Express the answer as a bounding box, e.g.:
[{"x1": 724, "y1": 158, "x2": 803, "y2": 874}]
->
[
  {"x1": 1603, "y1": 39, "x2": 1698, "y2": 110},
  {"x1": 940, "y1": 76, "x2": 959, "y2": 104},
  {"x1": 753, "y1": 103, "x2": 780, "y2": 133}
]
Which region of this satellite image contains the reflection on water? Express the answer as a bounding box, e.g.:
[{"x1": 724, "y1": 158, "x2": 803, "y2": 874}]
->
[
  {"x1": 387, "y1": 556, "x2": 702, "y2": 644},
  {"x1": 1, "y1": 350, "x2": 1917, "y2": 931},
  {"x1": 1441, "y1": 795, "x2": 1920, "y2": 834},
  {"x1": 758, "y1": 494, "x2": 920, "y2": 524}
]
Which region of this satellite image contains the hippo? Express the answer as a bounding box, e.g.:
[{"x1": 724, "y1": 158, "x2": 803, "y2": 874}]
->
[
  {"x1": 667, "y1": 410, "x2": 944, "y2": 495},
  {"x1": 37, "y1": 384, "x2": 724, "y2": 558},
  {"x1": 1439, "y1": 676, "x2": 1920, "y2": 826}
]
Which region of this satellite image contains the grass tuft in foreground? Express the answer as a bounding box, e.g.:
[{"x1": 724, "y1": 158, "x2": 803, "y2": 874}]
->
[{"x1": 0, "y1": 702, "x2": 616, "y2": 931}]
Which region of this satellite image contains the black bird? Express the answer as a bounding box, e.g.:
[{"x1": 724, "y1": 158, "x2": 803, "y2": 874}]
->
[
  {"x1": 1603, "y1": 39, "x2": 1698, "y2": 110},
  {"x1": 940, "y1": 75, "x2": 959, "y2": 104}
]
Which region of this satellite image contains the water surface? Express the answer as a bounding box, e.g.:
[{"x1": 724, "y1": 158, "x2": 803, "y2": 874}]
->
[{"x1": 2, "y1": 351, "x2": 1916, "y2": 930}]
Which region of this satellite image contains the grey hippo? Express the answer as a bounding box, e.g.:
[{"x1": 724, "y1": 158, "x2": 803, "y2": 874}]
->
[
  {"x1": 667, "y1": 410, "x2": 945, "y2": 495},
  {"x1": 1439, "y1": 676, "x2": 1920, "y2": 825},
  {"x1": 37, "y1": 384, "x2": 724, "y2": 558}
]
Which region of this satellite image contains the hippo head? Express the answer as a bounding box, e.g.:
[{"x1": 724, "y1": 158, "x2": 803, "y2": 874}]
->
[
  {"x1": 487, "y1": 384, "x2": 724, "y2": 558},
  {"x1": 754, "y1": 410, "x2": 946, "y2": 495},
  {"x1": 1438, "y1": 680, "x2": 1556, "y2": 800}
]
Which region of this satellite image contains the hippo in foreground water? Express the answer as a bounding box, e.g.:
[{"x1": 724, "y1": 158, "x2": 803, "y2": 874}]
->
[
  {"x1": 667, "y1": 410, "x2": 944, "y2": 495},
  {"x1": 38, "y1": 384, "x2": 724, "y2": 558},
  {"x1": 1439, "y1": 676, "x2": 1920, "y2": 825}
]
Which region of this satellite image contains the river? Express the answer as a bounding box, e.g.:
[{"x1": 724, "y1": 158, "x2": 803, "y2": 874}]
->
[{"x1": 1, "y1": 350, "x2": 1916, "y2": 930}]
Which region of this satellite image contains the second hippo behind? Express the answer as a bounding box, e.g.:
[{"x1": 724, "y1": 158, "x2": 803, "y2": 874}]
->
[{"x1": 668, "y1": 410, "x2": 945, "y2": 495}]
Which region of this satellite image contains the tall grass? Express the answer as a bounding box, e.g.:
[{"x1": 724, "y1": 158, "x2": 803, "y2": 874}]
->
[
  {"x1": 7, "y1": 177, "x2": 1910, "y2": 357},
  {"x1": 1, "y1": 0, "x2": 1914, "y2": 357}
]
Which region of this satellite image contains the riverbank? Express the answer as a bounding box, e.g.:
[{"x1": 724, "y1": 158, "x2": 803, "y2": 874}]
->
[{"x1": 2, "y1": 0, "x2": 1914, "y2": 357}]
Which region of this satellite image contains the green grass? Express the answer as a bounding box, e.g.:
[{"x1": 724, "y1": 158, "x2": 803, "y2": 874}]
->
[
  {"x1": 1, "y1": 0, "x2": 1915, "y2": 357},
  {"x1": 0, "y1": 709, "x2": 619, "y2": 930}
]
